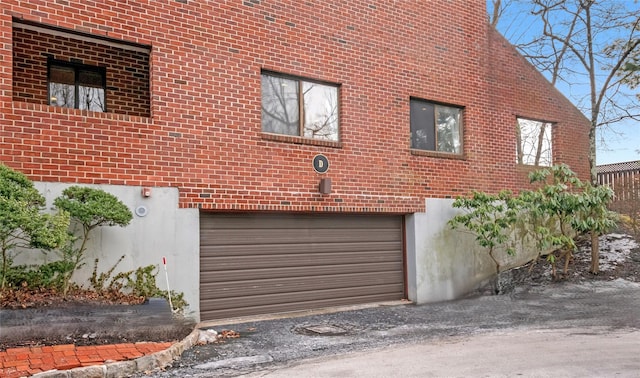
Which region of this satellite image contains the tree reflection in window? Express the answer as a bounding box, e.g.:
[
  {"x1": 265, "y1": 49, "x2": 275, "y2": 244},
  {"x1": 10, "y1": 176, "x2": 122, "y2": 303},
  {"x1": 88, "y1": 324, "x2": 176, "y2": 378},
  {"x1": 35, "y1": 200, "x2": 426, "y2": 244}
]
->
[
  {"x1": 516, "y1": 118, "x2": 552, "y2": 166},
  {"x1": 261, "y1": 75, "x2": 299, "y2": 136},
  {"x1": 410, "y1": 99, "x2": 463, "y2": 154},
  {"x1": 436, "y1": 106, "x2": 462, "y2": 154},
  {"x1": 261, "y1": 73, "x2": 339, "y2": 141},
  {"x1": 49, "y1": 61, "x2": 105, "y2": 112}
]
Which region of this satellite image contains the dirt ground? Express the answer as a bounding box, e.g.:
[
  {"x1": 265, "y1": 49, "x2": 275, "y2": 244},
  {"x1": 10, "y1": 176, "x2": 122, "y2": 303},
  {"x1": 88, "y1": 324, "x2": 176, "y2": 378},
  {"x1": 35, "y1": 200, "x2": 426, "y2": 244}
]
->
[
  {"x1": 1, "y1": 225, "x2": 638, "y2": 352},
  {"x1": 0, "y1": 287, "x2": 147, "y2": 310},
  {"x1": 511, "y1": 224, "x2": 640, "y2": 287}
]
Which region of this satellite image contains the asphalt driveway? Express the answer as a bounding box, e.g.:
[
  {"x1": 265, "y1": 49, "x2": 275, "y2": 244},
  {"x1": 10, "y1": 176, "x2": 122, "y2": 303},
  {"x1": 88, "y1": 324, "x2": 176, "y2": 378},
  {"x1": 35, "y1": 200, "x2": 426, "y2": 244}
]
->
[
  {"x1": 139, "y1": 278, "x2": 640, "y2": 377},
  {"x1": 247, "y1": 328, "x2": 640, "y2": 377}
]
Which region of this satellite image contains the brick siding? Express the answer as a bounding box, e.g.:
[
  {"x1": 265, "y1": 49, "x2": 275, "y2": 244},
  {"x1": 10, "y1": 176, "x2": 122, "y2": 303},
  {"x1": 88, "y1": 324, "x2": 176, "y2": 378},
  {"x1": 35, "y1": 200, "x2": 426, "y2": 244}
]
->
[
  {"x1": 12, "y1": 25, "x2": 150, "y2": 117},
  {"x1": 0, "y1": 1, "x2": 591, "y2": 213}
]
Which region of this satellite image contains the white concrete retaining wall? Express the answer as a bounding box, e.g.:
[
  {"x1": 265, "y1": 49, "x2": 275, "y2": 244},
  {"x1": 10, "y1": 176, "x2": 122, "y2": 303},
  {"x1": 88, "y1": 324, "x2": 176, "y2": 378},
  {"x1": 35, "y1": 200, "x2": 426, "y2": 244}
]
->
[
  {"x1": 14, "y1": 182, "x2": 201, "y2": 321},
  {"x1": 406, "y1": 198, "x2": 539, "y2": 304},
  {"x1": 15, "y1": 189, "x2": 544, "y2": 321}
]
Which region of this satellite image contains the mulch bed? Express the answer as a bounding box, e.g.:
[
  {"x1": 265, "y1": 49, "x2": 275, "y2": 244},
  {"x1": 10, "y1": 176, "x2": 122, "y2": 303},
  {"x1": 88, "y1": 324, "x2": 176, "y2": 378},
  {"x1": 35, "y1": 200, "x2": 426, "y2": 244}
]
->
[
  {"x1": 0, "y1": 287, "x2": 146, "y2": 309},
  {"x1": 511, "y1": 226, "x2": 640, "y2": 287}
]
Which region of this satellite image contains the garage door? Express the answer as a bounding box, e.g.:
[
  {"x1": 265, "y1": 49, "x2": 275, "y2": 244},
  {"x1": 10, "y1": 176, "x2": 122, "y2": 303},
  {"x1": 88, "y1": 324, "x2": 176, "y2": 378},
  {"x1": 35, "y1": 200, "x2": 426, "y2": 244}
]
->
[{"x1": 199, "y1": 213, "x2": 405, "y2": 321}]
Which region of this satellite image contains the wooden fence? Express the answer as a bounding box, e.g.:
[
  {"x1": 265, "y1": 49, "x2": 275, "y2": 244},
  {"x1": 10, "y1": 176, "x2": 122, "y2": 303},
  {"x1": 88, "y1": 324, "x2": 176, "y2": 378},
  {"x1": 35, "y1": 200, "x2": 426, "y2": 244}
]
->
[{"x1": 597, "y1": 161, "x2": 640, "y2": 214}]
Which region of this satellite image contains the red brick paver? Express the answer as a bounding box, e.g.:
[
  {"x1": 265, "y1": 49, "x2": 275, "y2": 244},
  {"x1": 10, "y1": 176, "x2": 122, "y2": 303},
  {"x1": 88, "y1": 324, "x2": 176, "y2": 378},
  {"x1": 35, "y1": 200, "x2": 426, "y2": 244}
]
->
[{"x1": 0, "y1": 342, "x2": 173, "y2": 378}]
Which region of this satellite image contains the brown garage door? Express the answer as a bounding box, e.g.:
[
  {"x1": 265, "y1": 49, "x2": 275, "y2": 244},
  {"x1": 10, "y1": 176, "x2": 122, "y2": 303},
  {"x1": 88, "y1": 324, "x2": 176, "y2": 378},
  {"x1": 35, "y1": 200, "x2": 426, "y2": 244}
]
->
[{"x1": 199, "y1": 213, "x2": 405, "y2": 321}]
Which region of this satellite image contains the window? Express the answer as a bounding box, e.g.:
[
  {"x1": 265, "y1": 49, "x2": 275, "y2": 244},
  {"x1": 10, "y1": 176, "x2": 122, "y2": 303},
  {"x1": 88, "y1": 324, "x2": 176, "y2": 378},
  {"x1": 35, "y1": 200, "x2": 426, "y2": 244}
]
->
[
  {"x1": 410, "y1": 99, "x2": 463, "y2": 154},
  {"x1": 516, "y1": 118, "x2": 552, "y2": 166},
  {"x1": 13, "y1": 21, "x2": 150, "y2": 116},
  {"x1": 261, "y1": 73, "x2": 339, "y2": 142},
  {"x1": 48, "y1": 59, "x2": 106, "y2": 112}
]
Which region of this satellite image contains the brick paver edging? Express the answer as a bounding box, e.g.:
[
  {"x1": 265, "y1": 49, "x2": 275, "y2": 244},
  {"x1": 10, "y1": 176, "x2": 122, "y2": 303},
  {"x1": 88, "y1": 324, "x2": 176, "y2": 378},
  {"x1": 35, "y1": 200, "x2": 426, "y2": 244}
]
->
[{"x1": 1, "y1": 328, "x2": 200, "y2": 378}]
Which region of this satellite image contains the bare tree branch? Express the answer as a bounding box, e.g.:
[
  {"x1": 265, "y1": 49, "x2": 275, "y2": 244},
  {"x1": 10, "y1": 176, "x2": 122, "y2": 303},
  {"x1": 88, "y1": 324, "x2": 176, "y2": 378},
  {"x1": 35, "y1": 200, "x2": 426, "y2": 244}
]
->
[{"x1": 501, "y1": 0, "x2": 640, "y2": 182}]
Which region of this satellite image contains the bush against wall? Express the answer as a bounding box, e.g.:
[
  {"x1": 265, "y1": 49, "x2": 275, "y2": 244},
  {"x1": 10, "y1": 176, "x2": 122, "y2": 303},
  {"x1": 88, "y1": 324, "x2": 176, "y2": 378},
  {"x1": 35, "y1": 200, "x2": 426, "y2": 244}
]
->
[
  {"x1": 0, "y1": 167, "x2": 187, "y2": 311},
  {"x1": 53, "y1": 186, "x2": 133, "y2": 295},
  {"x1": 450, "y1": 164, "x2": 616, "y2": 277},
  {"x1": 89, "y1": 256, "x2": 187, "y2": 312},
  {"x1": 0, "y1": 164, "x2": 69, "y2": 290},
  {"x1": 448, "y1": 190, "x2": 520, "y2": 274}
]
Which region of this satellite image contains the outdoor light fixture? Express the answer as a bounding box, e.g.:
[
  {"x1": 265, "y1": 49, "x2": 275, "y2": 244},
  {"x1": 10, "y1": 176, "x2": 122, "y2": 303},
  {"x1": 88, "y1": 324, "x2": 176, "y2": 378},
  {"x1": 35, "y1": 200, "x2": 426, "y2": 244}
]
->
[{"x1": 319, "y1": 178, "x2": 332, "y2": 194}]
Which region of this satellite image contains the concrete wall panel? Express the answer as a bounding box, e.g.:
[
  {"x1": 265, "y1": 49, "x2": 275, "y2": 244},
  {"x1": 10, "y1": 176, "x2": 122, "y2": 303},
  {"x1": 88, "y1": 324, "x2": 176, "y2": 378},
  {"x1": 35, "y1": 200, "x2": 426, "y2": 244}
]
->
[
  {"x1": 406, "y1": 198, "x2": 539, "y2": 304},
  {"x1": 13, "y1": 182, "x2": 201, "y2": 320}
]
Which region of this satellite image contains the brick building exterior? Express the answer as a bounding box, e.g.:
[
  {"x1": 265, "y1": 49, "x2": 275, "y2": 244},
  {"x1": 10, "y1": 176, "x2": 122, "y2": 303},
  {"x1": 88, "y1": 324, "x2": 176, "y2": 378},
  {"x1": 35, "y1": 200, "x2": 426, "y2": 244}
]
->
[{"x1": 0, "y1": 1, "x2": 590, "y2": 321}]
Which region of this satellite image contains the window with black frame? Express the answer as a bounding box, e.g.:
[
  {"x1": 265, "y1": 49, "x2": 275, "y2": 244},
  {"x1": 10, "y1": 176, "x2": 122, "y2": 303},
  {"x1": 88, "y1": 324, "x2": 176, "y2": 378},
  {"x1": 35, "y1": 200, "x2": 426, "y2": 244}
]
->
[
  {"x1": 410, "y1": 98, "x2": 463, "y2": 154},
  {"x1": 48, "y1": 59, "x2": 106, "y2": 112}
]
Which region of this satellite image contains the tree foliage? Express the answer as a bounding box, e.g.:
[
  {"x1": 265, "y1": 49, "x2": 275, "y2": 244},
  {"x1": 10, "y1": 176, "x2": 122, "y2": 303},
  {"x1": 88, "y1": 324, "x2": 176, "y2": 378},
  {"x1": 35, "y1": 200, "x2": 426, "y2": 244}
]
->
[
  {"x1": 53, "y1": 186, "x2": 133, "y2": 295},
  {"x1": 0, "y1": 164, "x2": 69, "y2": 289},
  {"x1": 571, "y1": 182, "x2": 617, "y2": 274},
  {"x1": 54, "y1": 186, "x2": 133, "y2": 230},
  {"x1": 450, "y1": 164, "x2": 616, "y2": 277},
  {"x1": 449, "y1": 190, "x2": 520, "y2": 274},
  {"x1": 616, "y1": 21, "x2": 640, "y2": 97},
  {"x1": 523, "y1": 165, "x2": 583, "y2": 275}
]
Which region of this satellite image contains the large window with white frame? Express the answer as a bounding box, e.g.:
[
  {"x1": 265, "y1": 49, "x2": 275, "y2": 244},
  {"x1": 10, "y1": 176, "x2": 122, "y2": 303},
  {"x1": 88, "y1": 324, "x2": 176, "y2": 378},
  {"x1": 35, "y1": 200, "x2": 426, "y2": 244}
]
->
[
  {"x1": 516, "y1": 117, "x2": 553, "y2": 167},
  {"x1": 261, "y1": 72, "x2": 339, "y2": 142}
]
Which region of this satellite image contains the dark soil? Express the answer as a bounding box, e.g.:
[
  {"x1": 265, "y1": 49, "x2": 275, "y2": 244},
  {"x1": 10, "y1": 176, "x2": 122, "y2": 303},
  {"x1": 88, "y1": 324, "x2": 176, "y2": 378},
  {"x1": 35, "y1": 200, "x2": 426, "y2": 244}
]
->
[
  {"x1": 509, "y1": 224, "x2": 640, "y2": 289},
  {"x1": 0, "y1": 317, "x2": 194, "y2": 351},
  {"x1": 0, "y1": 286, "x2": 146, "y2": 309}
]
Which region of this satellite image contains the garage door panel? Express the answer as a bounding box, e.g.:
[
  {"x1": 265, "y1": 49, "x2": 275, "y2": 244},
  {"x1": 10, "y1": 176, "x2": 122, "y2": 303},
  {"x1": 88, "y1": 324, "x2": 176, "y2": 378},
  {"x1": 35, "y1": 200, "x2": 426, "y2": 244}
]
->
[
  {"x1": 200, "y1": 284, "x2": 405, "y2": 314},
  {"x1": 200, "y1": 250, "x2": 402, "y2": 270},
  {"x1": 200, "y1": 262, "x2": 405, "y2": 283},
  {"x1": 201, "y1": 293, "x2": 401, "y2": 320},
  {"x1": 200, "y1": 229, "x2": 401, "y2": 244},
  {"x1": 201, "y1": 241, "x2": 402, "y2": 256},
  {"x1": 200, "y1": 271, "x2": 404, "y2": 299},
  {"x1": 201, "y1": 214, "x2": 401, "y2": 230},
  {"x1": 200, "y1": 213, "x2": 404, "y2": 321}
]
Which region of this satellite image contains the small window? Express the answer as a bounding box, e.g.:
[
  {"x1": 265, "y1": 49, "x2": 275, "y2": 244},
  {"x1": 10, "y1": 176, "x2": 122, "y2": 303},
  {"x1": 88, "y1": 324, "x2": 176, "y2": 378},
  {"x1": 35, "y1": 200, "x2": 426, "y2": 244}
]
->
[
  {"x1": 48, "y1": 59, "x2": 106, "y2": 112},
  {"x1": 410, "y1": 99, "x2": 463, "y2": 154},
  {"x1": 516, "y1": 118, "x2": 552, "y2": 166},
  {"x1": 261, "y1": 72, "x2": 339, "y2": 141}
]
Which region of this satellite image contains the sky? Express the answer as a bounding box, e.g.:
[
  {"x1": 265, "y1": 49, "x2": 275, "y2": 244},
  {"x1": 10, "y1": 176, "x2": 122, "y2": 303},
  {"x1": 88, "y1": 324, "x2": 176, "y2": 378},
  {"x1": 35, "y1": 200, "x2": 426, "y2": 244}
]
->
[{"x1": 488, "y1": 0, "x2": 640, "y2": 165}]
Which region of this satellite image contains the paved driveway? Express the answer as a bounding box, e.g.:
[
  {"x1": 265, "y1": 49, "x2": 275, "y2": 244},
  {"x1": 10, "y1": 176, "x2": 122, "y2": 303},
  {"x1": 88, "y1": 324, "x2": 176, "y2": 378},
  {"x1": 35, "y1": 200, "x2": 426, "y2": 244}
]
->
[
  {"x1": 249, "y1": 328, "x2": 640, "y2": 377},
  {"x1": 142, "y1": 279, "x2": 640, "y2": 377}
]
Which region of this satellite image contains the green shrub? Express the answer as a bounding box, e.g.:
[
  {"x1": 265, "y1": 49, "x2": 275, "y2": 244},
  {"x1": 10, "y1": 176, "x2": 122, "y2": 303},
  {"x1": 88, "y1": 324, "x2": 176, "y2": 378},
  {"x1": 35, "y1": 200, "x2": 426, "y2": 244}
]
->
[
  {"x1": 3, "y1": 261, "x2": 73, "y2": 291},
  {"x1": 450, "y1": 164, "x2": 616, "y2": 278},
  {"x1": 449, "y1": 190, "x2": 520, "y2": 273},
  {"x1": 53, "y1": 186, "x2": 133, "y2": 295},
  {"x1": 90, "y1": 257, "x2": 187, "y2": 312},
  {"x1": 0, "y1": 164, "x2": 69, "y2": 290}
]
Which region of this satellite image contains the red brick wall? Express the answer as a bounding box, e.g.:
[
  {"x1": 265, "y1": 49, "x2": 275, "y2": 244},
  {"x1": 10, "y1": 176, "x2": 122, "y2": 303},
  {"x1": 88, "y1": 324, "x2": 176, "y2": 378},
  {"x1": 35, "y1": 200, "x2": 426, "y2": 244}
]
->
[
  {"x1": 0, "y1": 0, "x2": 591, "y2": 213},
  {"x1": 486, "y1": 29, "x2": 591, "y2": 181},
  {"x1": 12, "y1": 26, "x2": 150, "y2": 117}
]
